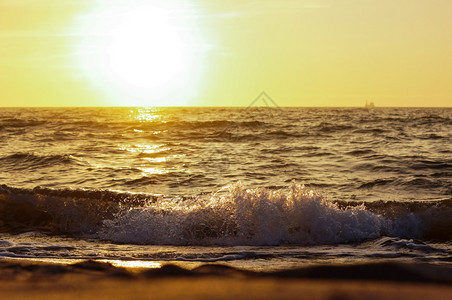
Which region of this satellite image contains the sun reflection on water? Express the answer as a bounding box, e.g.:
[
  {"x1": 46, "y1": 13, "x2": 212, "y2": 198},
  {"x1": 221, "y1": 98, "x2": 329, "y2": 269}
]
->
[
  {"x1": 130, "y1": 108, "x2": 165, "y2": 123},
  {"x1": 138, "y1": 167, "x2": 169, "y2": 175},
  {"x1": 143, "y1": 157, "x2": 169, "y2": 163},
  {"x1": 136, "y1": 113, "x2": 161, "y2": 122},
  {"x1": 4, "y1": 258, "x2": 162, "y2": 270},
  {"x1": 119, "y1": 144, "x2": 169, "y2": 154},
  {"x1": 120, "y1": 108, "x2": 186, "y2": 179},
  {"x1": 98, "y1": 259, "x2": 162, "y2": 269}
]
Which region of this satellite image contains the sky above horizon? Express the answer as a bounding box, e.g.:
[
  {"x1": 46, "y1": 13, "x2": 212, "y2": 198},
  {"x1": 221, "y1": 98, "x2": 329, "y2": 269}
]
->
[{"x1": 1, "y1": 0, "x2": 451, "y2": 107}]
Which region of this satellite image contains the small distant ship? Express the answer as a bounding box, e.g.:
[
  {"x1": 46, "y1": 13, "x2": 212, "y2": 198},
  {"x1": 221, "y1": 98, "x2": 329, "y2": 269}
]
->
[{"x1": 365, "y1": 100, "x2": 375, "y2": 108}]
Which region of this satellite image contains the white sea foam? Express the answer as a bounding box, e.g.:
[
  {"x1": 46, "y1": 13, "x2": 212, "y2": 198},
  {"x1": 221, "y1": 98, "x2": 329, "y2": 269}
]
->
[
  {"x1": 99, "y1": 182, "x2": 422, "y2": 245},
  {"x1": 1, "y1": 182, "x2": 448, "y2": 245}
]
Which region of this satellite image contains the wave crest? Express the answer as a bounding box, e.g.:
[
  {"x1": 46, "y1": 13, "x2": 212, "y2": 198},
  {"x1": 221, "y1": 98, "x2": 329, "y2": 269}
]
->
[
  {"x1": 1, "y1": 182, "x2": 450, "y2": 245},
  {"x1": 99, "y1": 182, "x2": 449, "y2": 245}
]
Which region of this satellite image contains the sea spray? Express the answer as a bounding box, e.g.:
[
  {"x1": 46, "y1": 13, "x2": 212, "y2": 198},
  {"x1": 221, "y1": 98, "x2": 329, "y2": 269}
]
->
[
  {"x1": 1, "y1": 183, "x2": 450, "y2": 245},
  {"x1": 99, "y1": 182, "x2": 412, "y2": 245}
]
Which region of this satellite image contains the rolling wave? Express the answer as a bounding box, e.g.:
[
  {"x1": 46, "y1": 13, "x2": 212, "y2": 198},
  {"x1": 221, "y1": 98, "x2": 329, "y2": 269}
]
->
[{"x1": 1, "y1": 182, "x2": 450, "y2": 245}]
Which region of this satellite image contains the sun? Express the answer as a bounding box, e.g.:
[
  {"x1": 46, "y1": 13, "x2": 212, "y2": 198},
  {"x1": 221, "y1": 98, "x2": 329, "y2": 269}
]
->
[
  {"x1": 76, "y1": 0, "x2": 203, "y2": 106},
  {"x1": 106, "y1": 8, "x2": 186, "y2": 89}
]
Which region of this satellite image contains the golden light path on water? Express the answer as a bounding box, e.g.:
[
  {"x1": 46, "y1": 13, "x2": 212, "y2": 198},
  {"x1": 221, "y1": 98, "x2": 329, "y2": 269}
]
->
[
  {"x1": 98, "y1": 260, "x2": 161, "y2": 269},
  {"x1": 118, "y1": 108, "x2": 185, "y2": 177},
  {"x1": 5, "y1": 258, "x2": 161, "y2": 269}
]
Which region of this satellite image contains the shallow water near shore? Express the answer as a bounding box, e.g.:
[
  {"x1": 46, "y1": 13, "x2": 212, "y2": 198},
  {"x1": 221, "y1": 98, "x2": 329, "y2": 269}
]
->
[{"x1": 1, "y1": 231, "x2": 451, "y2": 272}]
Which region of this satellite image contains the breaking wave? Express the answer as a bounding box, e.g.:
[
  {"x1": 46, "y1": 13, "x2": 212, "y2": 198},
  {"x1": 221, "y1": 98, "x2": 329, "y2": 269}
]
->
[{"x1": 0, "y1": 182, "x2": 450, "y2": 245}]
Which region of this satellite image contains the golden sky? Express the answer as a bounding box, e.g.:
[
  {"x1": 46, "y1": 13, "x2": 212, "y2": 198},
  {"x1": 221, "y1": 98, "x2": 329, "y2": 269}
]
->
[{"x1": 1, "y1": 0, "x2": 451, "y2": 107}]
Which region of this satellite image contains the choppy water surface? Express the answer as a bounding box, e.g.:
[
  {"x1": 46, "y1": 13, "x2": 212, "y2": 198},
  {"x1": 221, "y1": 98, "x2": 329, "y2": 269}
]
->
[{"x1": 0, "y1": 107, "x2": 451, "y2": 270}]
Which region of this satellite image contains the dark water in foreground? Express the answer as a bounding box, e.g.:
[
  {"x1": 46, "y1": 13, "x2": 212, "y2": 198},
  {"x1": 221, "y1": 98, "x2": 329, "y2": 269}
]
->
[{"x1": 0, "y1": 107, "x2": 451, "y2": 270}]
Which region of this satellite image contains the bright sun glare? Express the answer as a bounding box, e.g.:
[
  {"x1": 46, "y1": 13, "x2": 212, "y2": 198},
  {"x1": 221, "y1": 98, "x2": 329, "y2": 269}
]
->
[{"x1": 76, "y1": 0, "x2": 202, "y2": 106}]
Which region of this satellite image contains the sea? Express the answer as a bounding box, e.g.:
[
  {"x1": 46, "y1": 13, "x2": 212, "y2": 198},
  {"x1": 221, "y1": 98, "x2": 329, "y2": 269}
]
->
[{"x1": 0, "y1": 107, "x2": 451, "y2": 271}]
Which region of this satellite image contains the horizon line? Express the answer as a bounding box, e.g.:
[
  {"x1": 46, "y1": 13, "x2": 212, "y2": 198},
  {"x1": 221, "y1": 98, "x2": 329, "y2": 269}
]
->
[{"x1": 1, "y1": 106, "x2": 451, "y2": 109}]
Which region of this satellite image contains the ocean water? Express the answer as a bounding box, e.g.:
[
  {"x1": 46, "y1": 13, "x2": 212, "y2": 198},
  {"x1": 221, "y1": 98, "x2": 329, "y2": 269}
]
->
[{"x1": 0, "y1": 107, "x2": 451, "y2": 270}]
